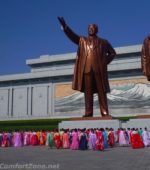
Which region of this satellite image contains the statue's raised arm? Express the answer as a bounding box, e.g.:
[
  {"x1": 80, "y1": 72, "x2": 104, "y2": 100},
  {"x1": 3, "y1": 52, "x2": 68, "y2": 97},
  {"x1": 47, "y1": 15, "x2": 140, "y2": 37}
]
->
[
  {"x1": 57, "y1": 16, "x2": 80, "y2": 45},
  {"x1": 57, "y1": 17, "x2": 67, "y2": 30}
]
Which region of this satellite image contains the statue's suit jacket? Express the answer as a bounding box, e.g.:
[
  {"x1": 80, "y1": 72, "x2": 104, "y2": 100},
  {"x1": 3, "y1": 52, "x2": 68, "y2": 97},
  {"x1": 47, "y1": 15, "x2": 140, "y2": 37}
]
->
[
  {"x1": 141, "y1": 37, "x2": 150, "y2": 77},
  {"x1": 63, "y1": 26, "x2": 116, "y2": 93}
]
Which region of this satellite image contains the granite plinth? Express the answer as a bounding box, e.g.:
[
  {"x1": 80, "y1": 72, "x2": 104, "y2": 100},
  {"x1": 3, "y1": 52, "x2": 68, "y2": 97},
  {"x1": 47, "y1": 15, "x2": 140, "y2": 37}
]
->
[
  {"x1": 121, "y1": 118, "x2": 150, "y2": 130},
  {"x1": 59, "y1": 118, "x2": 120, "y2": 130},
  {"x1": 59, "y1": 114, "x2": 150, "y2": 130}
]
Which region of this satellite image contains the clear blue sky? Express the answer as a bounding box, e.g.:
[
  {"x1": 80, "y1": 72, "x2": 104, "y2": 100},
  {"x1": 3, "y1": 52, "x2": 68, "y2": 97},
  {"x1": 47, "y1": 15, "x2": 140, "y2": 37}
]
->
[{"x1": 0, "y1": 0, "x2": 150, "y2": 75}]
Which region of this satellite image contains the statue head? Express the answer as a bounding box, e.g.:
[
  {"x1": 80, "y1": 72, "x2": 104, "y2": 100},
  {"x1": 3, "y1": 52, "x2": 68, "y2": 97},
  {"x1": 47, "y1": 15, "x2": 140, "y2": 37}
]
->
[
  {"x1": 148, "y1": 35, "x2": 150, "y2": 40},
  {"x1": 88, "y1": 24, "x2": 98, "y2": 36}
]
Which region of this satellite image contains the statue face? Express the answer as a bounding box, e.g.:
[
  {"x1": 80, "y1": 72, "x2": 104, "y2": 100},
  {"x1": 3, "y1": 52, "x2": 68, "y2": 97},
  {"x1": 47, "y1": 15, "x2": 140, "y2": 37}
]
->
[{"x1": 88, "y1": 24, "x2": 98, "y2": 36}]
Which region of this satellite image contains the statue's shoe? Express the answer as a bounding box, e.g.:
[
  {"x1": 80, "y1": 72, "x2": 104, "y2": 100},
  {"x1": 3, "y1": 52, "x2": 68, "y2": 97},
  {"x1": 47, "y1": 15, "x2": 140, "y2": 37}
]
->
[{"x1": 82, "y1": 115, "x2": 93, "y2": 117}]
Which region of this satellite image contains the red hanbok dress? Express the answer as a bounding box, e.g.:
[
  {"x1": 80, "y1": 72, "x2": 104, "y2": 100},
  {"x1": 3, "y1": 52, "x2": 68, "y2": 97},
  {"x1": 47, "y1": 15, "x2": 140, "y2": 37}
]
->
[
  {"x1": 131, "y1": 131, "x2": 144, "y2": 149},
  {"x1": 108, "y1": 131, "x2": 115, "y2": 147},
  {"x1": 53, "y1": 132, "x2": 62, "y2": 149},
  {"x1": 95, "y1": 130, "x2": 104, "y2": 151},
  {"x1": 31, "y1": 132, "x2": 39, "y2": 145},
  {"x1": 39, "y1": 132, "x2": 46, "y2": 145}
]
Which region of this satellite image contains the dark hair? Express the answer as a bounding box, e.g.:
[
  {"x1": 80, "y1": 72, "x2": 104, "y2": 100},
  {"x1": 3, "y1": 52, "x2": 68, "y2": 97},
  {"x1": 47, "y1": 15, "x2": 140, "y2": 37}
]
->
[{"x1": 88, "y1": 24, "x2": 98, "y2": 34}]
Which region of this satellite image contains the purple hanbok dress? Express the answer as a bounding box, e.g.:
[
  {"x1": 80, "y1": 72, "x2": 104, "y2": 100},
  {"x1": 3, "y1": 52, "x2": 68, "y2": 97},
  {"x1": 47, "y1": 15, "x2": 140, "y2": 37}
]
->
[
  {"x1": 119, "y1": 130, "x2": 127, "y2": 146},
  {"x1": 142, "y1": 130, "x2": 150, "y2": 147},
  {"x1": 88, "y1": 132, "x2": 97, "y2": 150},
  {"x1": 14, "y1": 132, "x2": 23, "y2": 147}
]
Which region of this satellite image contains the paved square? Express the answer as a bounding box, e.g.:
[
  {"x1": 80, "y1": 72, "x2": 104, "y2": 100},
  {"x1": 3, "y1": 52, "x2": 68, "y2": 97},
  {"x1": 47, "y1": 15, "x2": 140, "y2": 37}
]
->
[{"x1": 0, "y1": 146, "x2": 150, "y2": 170}]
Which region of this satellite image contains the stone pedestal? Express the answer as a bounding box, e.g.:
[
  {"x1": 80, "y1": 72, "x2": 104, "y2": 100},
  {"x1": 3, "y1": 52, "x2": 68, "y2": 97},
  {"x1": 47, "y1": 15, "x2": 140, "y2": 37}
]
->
[
  {"x1": 59, "y1": 115, "x2": 150, "y2": 131},
  {"x1": 122, "y1": 118, "x2": 150, "y2": 130},
  {"x1": 59, "y1": 117, "x2": 120, "y2": 130}
]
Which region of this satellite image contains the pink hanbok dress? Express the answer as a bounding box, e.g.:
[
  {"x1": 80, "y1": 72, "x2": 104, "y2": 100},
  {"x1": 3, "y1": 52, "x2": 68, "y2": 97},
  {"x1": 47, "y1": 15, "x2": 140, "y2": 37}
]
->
[
  {"x1": 70, "y1": 131, "x2": 79, "y2": 150},
  {"x1": 1, "y1": 133, "x2": 10, "y2": 147},
  {"x1": 24, "y1": 132, "x2": 30, "y2": 146}
]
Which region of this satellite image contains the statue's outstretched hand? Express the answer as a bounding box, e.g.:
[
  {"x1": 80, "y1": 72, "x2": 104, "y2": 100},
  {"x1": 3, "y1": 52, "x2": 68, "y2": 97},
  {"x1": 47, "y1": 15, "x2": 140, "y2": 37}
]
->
[{"x1": 57, "y1": 17, "x2": 66, "y2": 29}]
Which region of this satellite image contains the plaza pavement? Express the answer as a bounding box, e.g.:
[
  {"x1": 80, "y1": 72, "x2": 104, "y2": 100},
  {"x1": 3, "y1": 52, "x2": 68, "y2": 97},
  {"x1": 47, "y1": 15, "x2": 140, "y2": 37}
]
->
[{"x1": 0, "y1": 146, "x2": 150, "y2": 170}]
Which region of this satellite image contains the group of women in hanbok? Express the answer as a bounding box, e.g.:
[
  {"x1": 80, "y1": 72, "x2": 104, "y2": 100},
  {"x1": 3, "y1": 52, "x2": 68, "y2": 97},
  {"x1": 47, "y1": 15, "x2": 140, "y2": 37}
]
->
[
  {"x1": 118, "y1": 127, "x2": 150, "y2": 149},
  {"x1": 0, "y1": 128, "x2": 115, "y2": 150},
  {"x1": 0, "y1": 127, "x2": 150, "y2": 150}
]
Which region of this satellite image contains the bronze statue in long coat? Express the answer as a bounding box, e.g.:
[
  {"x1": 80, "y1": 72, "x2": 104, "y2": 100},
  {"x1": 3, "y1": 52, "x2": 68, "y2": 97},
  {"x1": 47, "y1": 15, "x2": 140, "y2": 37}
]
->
[
  {"x1": 58, "y1": 17, "x2": 116, "y2": 117},
  {"x1": 141, "y1": 35, "x2": 150, "y2": 81}
]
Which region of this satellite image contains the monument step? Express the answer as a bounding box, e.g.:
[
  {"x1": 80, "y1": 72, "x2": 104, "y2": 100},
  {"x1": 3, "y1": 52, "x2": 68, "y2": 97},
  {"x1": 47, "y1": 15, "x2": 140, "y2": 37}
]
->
[
  {"x1": 70, "y1": 115, "x2": 112, "y2": 121},
  {"x1": 136, "y1": 114, "x2": 150, "y2": 119}
]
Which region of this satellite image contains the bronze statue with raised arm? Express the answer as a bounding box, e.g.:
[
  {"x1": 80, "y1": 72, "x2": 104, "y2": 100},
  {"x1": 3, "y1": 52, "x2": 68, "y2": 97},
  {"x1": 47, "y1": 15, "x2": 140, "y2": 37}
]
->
[
  {"x1": 58, "y1": 17, "x2": 116, "y2": 117},
  {"x1": 141, "y1": 35, "x2": 150, "y2": 81}
]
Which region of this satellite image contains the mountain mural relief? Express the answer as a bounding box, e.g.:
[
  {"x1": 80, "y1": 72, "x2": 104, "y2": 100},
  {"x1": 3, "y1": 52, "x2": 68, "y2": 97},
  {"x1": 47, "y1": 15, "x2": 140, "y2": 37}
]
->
[{"x1": 55, "y1": 82, "x2": 150, "y2": 116}]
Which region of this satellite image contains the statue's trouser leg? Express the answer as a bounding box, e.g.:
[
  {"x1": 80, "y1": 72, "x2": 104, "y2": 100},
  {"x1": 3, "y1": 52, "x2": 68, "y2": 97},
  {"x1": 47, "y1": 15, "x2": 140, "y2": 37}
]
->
[
  {"x1": 94, "y1": 73, "x2": 109, "y2": 116},
  {"x1": 84, "y1": 73, "x2": 93, "y2": 116},
  {"x1": 147, "y1": 75, "x2": 150, "y2": 81}
]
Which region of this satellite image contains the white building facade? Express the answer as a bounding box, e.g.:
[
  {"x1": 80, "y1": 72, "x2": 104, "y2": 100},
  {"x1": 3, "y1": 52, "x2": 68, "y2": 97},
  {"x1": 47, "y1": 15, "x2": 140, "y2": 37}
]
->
[{"x1": 0, "y1": 44, "x2": 149, "y2": 120}]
